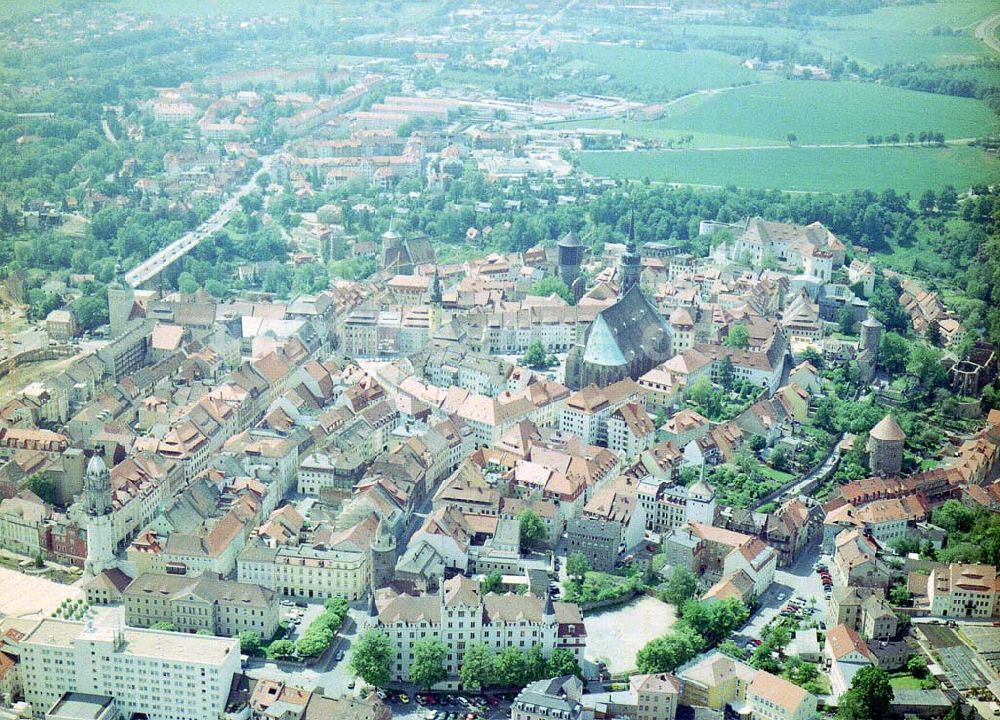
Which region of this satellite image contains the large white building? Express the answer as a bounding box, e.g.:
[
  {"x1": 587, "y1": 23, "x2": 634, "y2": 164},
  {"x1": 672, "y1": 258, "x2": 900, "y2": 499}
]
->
[
  {"x1": 928, "y1": 563, "x2": 1000, "y2": 618},
  {"x1": 19, "y1": 617, "x2": 240, "y2": 720},
  {"x1": 376, "y1": 575, "x2": 586, "y2": 686}
]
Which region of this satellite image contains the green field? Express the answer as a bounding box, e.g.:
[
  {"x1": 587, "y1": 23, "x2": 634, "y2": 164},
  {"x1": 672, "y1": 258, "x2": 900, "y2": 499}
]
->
[
  {"x1": 827, "y1": 0, "x2": 997, "y2": 33},
  {"x1": 554, "y1": 81, "x2": 999, "y2": 147},
  {"x1": 576, "y1": 145, "x2": 1000, "y2": 194},
  {"x1": 811, "y1": 29, "x2": 988, "y2": 67},
  {"x1": 555, "y1": 44, "x2": 758, "y2": 98}
]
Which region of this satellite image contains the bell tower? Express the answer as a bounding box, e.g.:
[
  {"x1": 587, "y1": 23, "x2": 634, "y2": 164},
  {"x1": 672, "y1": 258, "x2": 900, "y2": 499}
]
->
[
  {"x1": 619, "y1": 210, "x2": 641, "y2": 295},
  {"x1": 83, "y1": 455, "x2": 115, "y2": 575}
]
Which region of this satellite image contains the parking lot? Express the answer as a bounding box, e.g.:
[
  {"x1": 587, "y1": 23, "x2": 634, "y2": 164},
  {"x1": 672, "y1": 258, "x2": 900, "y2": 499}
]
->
[
  {"x1": 379, "y1": 692, "x2": 511, "y2": 720},
  {"x1": 739, "y1": 539, "x2": 830, "y2": 642}
]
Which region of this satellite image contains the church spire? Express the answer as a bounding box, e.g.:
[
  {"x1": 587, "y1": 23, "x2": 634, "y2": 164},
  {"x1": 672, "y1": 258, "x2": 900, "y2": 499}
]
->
[{"x1": 619, "y1": 208, "x2": 641, "y2": 294}]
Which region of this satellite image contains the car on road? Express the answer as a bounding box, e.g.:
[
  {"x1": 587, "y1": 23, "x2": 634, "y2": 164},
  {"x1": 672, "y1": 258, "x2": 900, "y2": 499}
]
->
[
  {"x1": 347, "y1": 679, "x2": 355, "y2": 689},
  {"x1": 334, "y1": 650, "x2": 345, "y2": 661},
  {"x1": 777, "y1": 593, "x2": 786, "y2": 601},
  {"x1": 400, "y1": 694, "x2": 410, "y2": 704}
]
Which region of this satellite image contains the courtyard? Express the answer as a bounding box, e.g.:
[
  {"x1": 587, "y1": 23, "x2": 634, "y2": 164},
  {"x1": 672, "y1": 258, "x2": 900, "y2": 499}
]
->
[{"x1": 584, "y1": 595, "x2": 678, "y2": 673}]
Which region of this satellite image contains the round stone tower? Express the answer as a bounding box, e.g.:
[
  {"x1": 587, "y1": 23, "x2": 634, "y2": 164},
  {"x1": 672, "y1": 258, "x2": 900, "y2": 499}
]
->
[
  {"x1": 867, "y1": 413, "x2": 905, "y2": 477},
  {"x1": 369, "y1": 513, "x2": 397, "y2": 590},
  {"x1": 558, "y1": 232, "x2": 584, "y2": 287}
]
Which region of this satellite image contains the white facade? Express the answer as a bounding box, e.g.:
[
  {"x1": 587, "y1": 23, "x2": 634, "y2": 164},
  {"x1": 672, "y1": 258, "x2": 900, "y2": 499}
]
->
[{"x1": 20, "y1": 619, "x2": 239, "y2": 720}]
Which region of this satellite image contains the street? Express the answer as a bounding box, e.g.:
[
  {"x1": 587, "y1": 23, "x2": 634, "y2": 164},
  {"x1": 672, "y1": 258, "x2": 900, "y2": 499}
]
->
[
  {"x1": 245, "y1": 602, "x2": 366, "y2": 696},
  {"x1": 737, "y1": 536, "x2": 830, "y2": 643}
]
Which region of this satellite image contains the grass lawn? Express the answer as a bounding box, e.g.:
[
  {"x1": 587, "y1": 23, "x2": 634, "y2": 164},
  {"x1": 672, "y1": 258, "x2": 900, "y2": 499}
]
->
[
  {"x1": 554, "y1": 44, "x2": 757, "y2": 99},
  {"x1": 889, "y1": 672, "x2": 932, "y2": 690},
  {"x1": 576, "y1": 144, "x2": 1000, "y2": 195},
  {"x1": 753, "y1": 461, "x2": 796, "y2": 484}
]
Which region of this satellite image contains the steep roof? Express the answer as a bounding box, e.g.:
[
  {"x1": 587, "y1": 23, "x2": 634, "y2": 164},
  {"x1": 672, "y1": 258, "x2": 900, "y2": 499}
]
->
[{"x1": 869, "y1": 414, "x2": 906, "y2": 442}]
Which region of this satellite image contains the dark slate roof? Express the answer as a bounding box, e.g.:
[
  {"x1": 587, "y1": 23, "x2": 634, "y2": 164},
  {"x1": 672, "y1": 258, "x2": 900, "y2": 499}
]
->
[{"x1": 581, "y1": 285, "x2": 671, "y2": 367}]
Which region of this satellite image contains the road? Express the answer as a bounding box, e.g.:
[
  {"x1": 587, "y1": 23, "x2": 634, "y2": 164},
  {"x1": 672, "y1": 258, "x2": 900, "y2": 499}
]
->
[
  {"x1": 123, "y1": 156, "x2": 272, "y2": 288},
  {"x1": 974, "y1": 10, "x2": 1000, "y2": 54},
  {"x1": 736, "y1": 537, "x2": 830, "y2": 644}
]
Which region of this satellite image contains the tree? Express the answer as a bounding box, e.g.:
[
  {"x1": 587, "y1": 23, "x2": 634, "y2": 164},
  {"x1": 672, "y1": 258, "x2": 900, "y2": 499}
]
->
[
  {"x1": 151, "y1": 621, "x2": 177, "y2": 632},
  {"x1": 889, "y1": 584, "x2": 911, "y2": 606},
  {"x1": 495, "y1": 646, "x2": 529, "y2": 688},
  {"x1": 926, "y1": 318, "x2": 942, "y2": 347},
  {"x1": 635, "y1": 631, "x2": 702, "y2": 673},
  {"x1": 547, "y1": 648, "x2": 582, "y2": 679},
  {"x1": 837, "y1": 304, "x2": 856, "y2": 335},
  {"x1": 460, "y1": 643, "x2": 495, "y2": 691},
  {"x1": 529, "y1": 276, "x2": 573, "y2": 303},
  {"x1": 296, "y1": 625, "x2": 333, "y2": 657},
  {"x1": 837, "y1": 666, "x2": 894, "y2": 720},
  {"x1": 177, "y1": 271, "x2": 199, "y2": 294},
  {"x1": 481, "y1": 569, "x2": 504, "y2": 594},
  {"x1": 524, "y1": 644, "x2": 548, "y2": 683},
  {"x1": 938, "y1": 185, "x2": 958, "y2": 212},
  {"x1": 239, "y1": 631, "x2": 262, "y2": 655},
  {"x1": 662, "y1": 566, "x2": 698, "y2": 608},
  {"x1": 410, "y1": 639, "x2": 448, "y2": 690},
  {"x1": 25, "y1": 473, "x2": 58, "y2": 506},
  {"x1": 349, "y1": 630, "x2": 395, "y2": 688},
  {"x1": 521, "y1": 340, "x2": 550, "y2": 370},
  {"x1": 566, "y1": 552, "x2": 590, "y2": 583},
  {"x1": 879, "y1": 333, "x2": 910, "y2": 375},
  {"x1": 73, "y1": 296, "x2": 109, "y2": 331},
  {"x1": 907, "y1": 344, "x2": 947, "y2": 390},
  {"x1": 268, "y1": 639, "x2": 296, "y2": 660},
  {"x1": 942, "y1": 703, "x2": 966, "y2": 720},
  {"x1": 687, "y1": 376, "x2": 715, "y2": 406},
  {"x1": 918, "y1": 190, "x2": 936, "y2": 214},
  {"x1": 196, "y1": 628, "x2": 214, "y2": 636},
  {"x1": 724, "y1": 324, "x2": 750, "y2": 350},
  {"x1": 932, "y1": 499, "x2": 976, "y2": 534},
  {"x1": 679, "y1": 598, "x2": 750, "y2": 647},
  {"x1": 801, "y1": 346, "x2": 823, "y2": 368},
  {"x1": 769, "y1": 446, "x2": 789, "y2": 471},
  {"x1": 718, "y1": 355, "x2": 735, "y2": 391},
  {"x1": 906, "y1": 654, "x2": 928, "y2": 678},
  {"x1": 518, "y1": 509, "x2": 547, "y2": 550},
  {"x1": 786, "y1": 133, "x2": 797, "y2": 146}
]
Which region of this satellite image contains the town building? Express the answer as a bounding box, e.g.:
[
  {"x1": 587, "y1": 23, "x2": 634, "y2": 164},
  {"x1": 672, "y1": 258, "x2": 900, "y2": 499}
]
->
[
  {"x1": 19, "y1": 617, "x2": 240, "y2": 720},
  {"x1": 375, "y1": 575, "x2": 586, "y2": 686},
  {"x1": 927, "y1": 563, "x2": 1000, "y2": 618},
  {"x1": 123, "y1": 572, "x2": 279, "y2": 639},
  {"x1": 511, "y1": 675, "x2": 584, "y2": 720}
]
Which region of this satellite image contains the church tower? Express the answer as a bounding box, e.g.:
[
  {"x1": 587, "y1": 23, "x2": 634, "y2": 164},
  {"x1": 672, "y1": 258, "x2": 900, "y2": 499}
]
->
[
  {"x1": 427, "y1": 271, "x2": 443, "y2": 337},
  {"x1": 83, "y1": 455, "x2": 115, "y2": 575},
  {"x1": 619, "y1": 211, "x2": 642, "y2": 295},
  {"x1": 369, "y1": 513, "x2": 397, "y2": 590}
]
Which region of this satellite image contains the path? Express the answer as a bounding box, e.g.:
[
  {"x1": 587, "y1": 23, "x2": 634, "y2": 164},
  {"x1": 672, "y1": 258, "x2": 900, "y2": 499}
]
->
[
  {"x1": 974, "y1": 10, "x2": 1000, "y2": 54},
  {"x1": 100, "y1": 117, "x2": 118, "y2": 145},
  {"x1": 524, "y1": 0, "x2": 579, "y2": 41}
]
